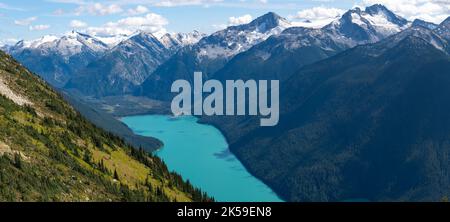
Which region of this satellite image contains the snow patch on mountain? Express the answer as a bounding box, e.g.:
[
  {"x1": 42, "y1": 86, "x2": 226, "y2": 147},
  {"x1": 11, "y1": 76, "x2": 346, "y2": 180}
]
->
[
  {"x1": 7, "y1": 31, "x2": 109, "y2": 57},
  {"x1": 324, "y1": 4, "x2": 410, "y2": 44},
  {"x1": 94, "y1": 34, "x2": 129, "y2": 47},
  {"x1": 436, "y1": 17, "x2": 450, "y2": 40},
  {"x1": 195, "y1": 12, "x2": 293, "y2": 61},
  {"x1": 159, "y1": 31, "x2": 205, "y2": 49},
  {"x1": 412, "y1": 19, "x2": 439, "y2": 30},
  {"x1": 384, "y1": 26, "x2": 450, "y2": 54}
]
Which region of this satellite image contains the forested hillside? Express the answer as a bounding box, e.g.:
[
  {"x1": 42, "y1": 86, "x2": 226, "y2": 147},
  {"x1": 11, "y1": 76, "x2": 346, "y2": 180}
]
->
[{"x1": 0, "y1": 50, "x2": 211, "y2": 202}]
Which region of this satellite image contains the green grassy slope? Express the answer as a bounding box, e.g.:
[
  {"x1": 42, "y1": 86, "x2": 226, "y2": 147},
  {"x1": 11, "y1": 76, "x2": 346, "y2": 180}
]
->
[{"x1": 0, "y1": 50, "x2": 211, "y2": 202}]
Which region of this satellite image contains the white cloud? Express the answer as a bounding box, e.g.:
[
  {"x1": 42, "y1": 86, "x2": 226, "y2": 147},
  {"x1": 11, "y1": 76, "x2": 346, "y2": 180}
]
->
[
  {"x1": 359, "y1": 0, "x2": 450, "y2": 24},
  {"x1": 291, "y1": 7, "x2": 344, "y2": 21},
  {"x1": 70, "y1": 20, "x2": 88, "y2": 28},
  {"x1": 29, "y1": 24, "x2": 51, "y2": 31},
  {"x1": 75, "y1": 3, "x2": 123, "y2": 16},
  {"x1": 0, "y1": 38, "x2": 19, "y2": 46},
  {"x1": 47, "y1": 0, "x2": 85, "y2": 4},
  {"x1": 228, "y1": 14, "x2": 253, "y2": 26},
  {"x1": 127, "y1": 5, "x2": 149, "y2": 15},
  {"x1": 288, "y1": 7, "x2": 344, "y2": 28},
  {"x1": 85, "y1": 13, "x2": 169, "y2": 38},
  {"x1": 14, "y1": 17, "x2": 37, "y2": 26},
  {"x1": 213, "y1": 14, "x2": 253, "y2": 30},
  {"x1": 42, "y1": 0, "x2": 331, "y2": 11},
  {"x1": 153, "y1": 0, "x2": 225, "y2": 7}
]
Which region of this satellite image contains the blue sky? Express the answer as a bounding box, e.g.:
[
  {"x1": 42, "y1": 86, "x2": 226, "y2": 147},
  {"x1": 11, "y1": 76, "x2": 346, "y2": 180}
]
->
[{"x1": 0, "y1": 0, "x2": 448, "y2": 44}]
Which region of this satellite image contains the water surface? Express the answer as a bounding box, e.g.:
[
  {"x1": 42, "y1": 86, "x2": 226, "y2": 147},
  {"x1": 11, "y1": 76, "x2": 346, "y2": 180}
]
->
[{"x1": 121, "y1": 115, "x2": 282, "y2": 202}]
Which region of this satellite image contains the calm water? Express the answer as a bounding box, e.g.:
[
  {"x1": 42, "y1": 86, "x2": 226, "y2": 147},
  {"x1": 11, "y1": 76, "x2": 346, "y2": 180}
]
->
[{"x1": 121, "y1": 115, "x2": 282, "y2": 202}]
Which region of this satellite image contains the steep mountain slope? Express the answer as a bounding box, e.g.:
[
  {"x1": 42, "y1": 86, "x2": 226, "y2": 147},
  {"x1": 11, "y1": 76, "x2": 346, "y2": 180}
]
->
[
  {"x1": 62, "y1": 92, "x2": 163, "y2": 151},
  {"x1": 7, "y1": 32, "x2": 108, "y2": 87},
  {"x1": 65, "y1": 31, "x2": 204, "y2": 97},
  {"x1": 159, "y1": 31, "x2": 206, "y2": 50},
  {"x1": 65, "y1": 32, "x2": 171, "y2": 97},
  {"x1": 412, "y1": 19, "x2": 438, "y2": 30},
  {"x1": 325, "y1": 4, "x2": 409, "y2": 43},
  {"x1": 213, "y1": 4, "x2": 410, "y2": 83},
  {"x1": 206, "y1": 26, "x2": 450, "y2": 201},
  {"x1": 436, "y1": 17, "x2": 450, "y2": 40},
  {"x1": 0, "y1": 50, "x2": 210, "y2": 202},
  {"x1": 139, "y1": 12, "x2": 292, "y2": 99}
]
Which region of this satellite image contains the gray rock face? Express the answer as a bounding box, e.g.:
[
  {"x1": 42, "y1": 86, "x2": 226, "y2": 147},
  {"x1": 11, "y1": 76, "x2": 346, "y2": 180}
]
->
[{"x1": 139, "y1": 12, "x2": 293, "y2": 99}]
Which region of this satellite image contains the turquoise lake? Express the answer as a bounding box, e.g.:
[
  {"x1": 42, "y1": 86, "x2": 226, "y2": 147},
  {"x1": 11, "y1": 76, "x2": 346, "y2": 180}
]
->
[{"x1": 121, "y1": 115, "x2": 282, "y2": 202}]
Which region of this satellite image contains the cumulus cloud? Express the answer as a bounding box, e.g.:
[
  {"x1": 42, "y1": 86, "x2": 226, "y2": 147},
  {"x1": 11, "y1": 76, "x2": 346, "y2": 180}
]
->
[
  {"x1": 0, "y1": 38, "x2": 19, "y2": 46},
  {"x1": 153, "y1": 0, "x2": 225, "y2": 7},
  {"x1": 85, "y1": 13, "x2": 168, "y2": 38},
  {"x1": 213, "y1": 14, "x2": 253, "y2": 30},
  {"x1": 289, "y1": 7, "x2": 345, "y2": 28},
  {"x1": 228, "y1": 14, "x2": 253, "y2": 26},
  {"x1": 75, "y1": 3, "x2": 123, "y2": 16},
  {"x1": 14, "y1": 17, "x2": 37, "y2": 26},
  {"x1": 29, "y1": 24, "x2": 51, "y2": 31},
  {"x1": 126, "y1": 5, "x2": 149, "y2": 15},
  {"x1": 70, "y1": 20, "x2": 88, "y2": 28},
  {"x1": 359, "y1": 0, "x2": 450, "y2": 24},
  {"x1": 291, "y1": 7, "x2": 344, "y2": 21}
]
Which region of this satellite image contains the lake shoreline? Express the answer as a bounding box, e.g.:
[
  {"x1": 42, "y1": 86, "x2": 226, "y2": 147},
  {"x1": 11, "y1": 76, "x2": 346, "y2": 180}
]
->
[
  {"x1": 121, "y1": 115, "x2": 284, "y2": 202},
  {"x1": 198, "y1": 119, "x2": 288, "y2": 202}
]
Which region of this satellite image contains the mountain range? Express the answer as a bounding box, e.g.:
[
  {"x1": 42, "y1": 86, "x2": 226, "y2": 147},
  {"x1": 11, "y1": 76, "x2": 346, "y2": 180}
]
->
[
  {"x1": 2, "y1": 4, "x2": 414, "y2": 99},
  {"x1": 138, "y1": 12, "x2": 293, "y2": 99},
  {"x1": 4, "y1": 31, "x2": 108, "y2": 87},
  {"x1": 3, "y1": 30, "x2": 204, "y2": 92},
  {"x1": 65, "y1": 31, "x2": 206, "y2": 97},
  {"x1": 2, "y1": 4, "x2": 450, "y2": 202},
  {"x1": 139, "y1": 4, "x2": 414, "y2": 100},
  {"x1": 213, "y1": 4, "x2": 410, "y2": 84},
  {"x1": 203, "y1": 14, "x2": 450, "y2": 201}
]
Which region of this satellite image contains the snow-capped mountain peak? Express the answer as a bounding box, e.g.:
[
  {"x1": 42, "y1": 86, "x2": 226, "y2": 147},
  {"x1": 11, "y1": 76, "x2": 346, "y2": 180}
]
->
[
  {"x1": 441, "y1": 16, "x2": 450, "y2": 28},
  {"x1": 35, "y1": 31, "x2": 107, "y2": 57},
  {"x1": 131, "y1": 31, "x2": 160, "y2": 43},
  {"x1": 94, "y1": 34, "x2": 129, "y2": 47},
  {"x1": 364, "y1": 4, "x2": 408, "y2": 27},
  {"x1": 28, "y1": 35, "x2": 59, "y2": 48},
  {"x1": 57, "y1": 31, "x2": 109, "y2": 53},
  {"x1": 196, "y1": 12, "x2": 292, "y2": 60},
  {"x1": 381, "y1": 26, "x2": 449, "y2": 54},
  {"x1": 6, "y1": 31, "x2": 109, "y2": 57},
  {"x1": 324, "y1": 5, "x2": 410, "y2": 43},
  {"x1": 412, "y1": 19, "x2": 439, "y2": 30},
  {"x1": 244, "y1": 12, "x2": 292, "y2": 32},
  {"x1": 159, "y1": 31, "x2": 206, "y2": 49},
  {"x1": 436, "y1": 16, "x2": 450, "y2": 40}
]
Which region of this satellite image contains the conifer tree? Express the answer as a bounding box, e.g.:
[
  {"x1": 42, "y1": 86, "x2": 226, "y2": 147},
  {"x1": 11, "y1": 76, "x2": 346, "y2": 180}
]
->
[{"x1": 113, "y1": 169, "x2": 119, "y2": 181}]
